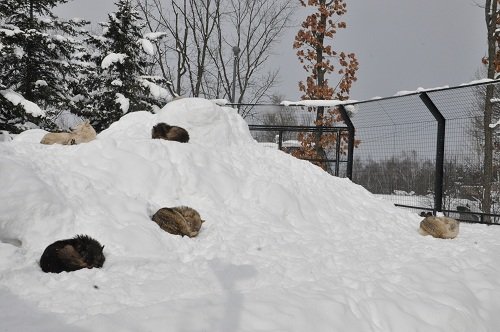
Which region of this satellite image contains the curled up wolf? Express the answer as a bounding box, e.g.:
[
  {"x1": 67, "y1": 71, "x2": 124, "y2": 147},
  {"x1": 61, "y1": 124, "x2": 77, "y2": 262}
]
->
[{"x1": 39, "y1": 235, "x2": 105, "y2": 273}]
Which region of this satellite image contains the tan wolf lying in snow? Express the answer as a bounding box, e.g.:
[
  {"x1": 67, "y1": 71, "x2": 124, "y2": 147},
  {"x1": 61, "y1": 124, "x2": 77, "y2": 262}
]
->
[
  {"x1": 152, "y1": 206, "x2": 205, "y2": 237},
  {"x1": 40, "y1": 120, "x2": 96, "y2": 145},
  {"x1": 418, "y1": 213, "x2": 459, "y2": 239}
]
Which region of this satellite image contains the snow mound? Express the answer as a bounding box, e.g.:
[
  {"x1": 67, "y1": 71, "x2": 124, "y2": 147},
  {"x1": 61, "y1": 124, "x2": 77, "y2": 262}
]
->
[
  {"x1": 1, "y1": 98, "x2": 500, "y2": 331},
  {"x1": 13, "y1": 128, "x2": 47, "y2": 142},
  {"x1": 99, "y1": 97, "x2": 254, "y2": 147}
]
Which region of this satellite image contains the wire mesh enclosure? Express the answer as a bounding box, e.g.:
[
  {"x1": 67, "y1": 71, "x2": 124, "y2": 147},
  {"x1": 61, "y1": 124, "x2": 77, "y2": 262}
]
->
[
  {"x1": 237, "y1": 80, "x2": 500, "y2": 224},
  {"x1": 345, "y1": 80, "x2": 500, "y2": 223},
  {"x1": 239, "y1": 104, "x2": 352, "y2": 177},
  {"x1": 347, "y1": 94, "x2": 438, "y2": 198}
]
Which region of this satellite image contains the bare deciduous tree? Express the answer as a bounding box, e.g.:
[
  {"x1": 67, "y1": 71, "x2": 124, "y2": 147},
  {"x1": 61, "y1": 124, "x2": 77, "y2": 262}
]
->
[
  {"x1": 135, "y1": 0, "x2": 296, "y2": 118},
  {"x1": 136, "y1": 0, "x2": 218, "y2": 97}
]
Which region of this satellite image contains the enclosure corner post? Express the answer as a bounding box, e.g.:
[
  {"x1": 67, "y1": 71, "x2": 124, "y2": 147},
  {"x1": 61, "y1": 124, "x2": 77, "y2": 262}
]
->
[
  {"x1": 419, "y1": 92, "x2": 445, "y2": 213},
  {"x1": 338, "y1": 105, "x2": 355, "y2": 180}
]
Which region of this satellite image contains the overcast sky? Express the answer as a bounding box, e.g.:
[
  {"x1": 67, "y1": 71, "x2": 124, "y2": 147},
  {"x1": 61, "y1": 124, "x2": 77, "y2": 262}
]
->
[{"x1": 55, "y1": 0, "x2": 486, "y2": 101}]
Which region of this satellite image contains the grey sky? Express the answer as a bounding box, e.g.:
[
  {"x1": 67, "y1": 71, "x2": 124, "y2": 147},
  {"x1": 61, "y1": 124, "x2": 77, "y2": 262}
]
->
[{"x1": 55, "y1": 0, "x2": 486, "y2": 101}]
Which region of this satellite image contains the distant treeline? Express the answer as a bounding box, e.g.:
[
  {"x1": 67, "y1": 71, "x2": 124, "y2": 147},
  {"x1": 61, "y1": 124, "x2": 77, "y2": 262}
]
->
[{"x1": 352, "y1": 151, "x2": 487, "y2": 200}]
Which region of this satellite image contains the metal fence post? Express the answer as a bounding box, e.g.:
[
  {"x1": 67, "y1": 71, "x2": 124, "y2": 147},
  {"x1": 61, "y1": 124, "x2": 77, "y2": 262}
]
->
[
  {"x1": 338, "y1": 105, "x2": 355, "y2": 180},
  {"x1": 419, "y1": 92, "x2": 445, "y2": 213},
  {"x1": 335, "y1": 129, "x2": 341, "y2": 176}
]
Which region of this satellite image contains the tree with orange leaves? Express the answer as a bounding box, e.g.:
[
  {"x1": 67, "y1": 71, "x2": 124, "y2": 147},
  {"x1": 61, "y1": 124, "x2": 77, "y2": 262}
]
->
[{"x1": 292, "y1": 0, "x2": 359, "y2": 171}]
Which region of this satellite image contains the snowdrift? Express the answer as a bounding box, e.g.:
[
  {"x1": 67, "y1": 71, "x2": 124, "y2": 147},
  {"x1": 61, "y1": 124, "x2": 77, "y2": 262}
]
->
[{"x1": 1, "y1": 98, "x2": 500, "y2": 331}]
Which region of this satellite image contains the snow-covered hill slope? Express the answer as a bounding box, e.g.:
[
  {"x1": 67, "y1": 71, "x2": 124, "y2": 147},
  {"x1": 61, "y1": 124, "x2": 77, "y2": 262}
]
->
[{"x1": 1, "y1": 98, "x2": 499, "y2": 332}]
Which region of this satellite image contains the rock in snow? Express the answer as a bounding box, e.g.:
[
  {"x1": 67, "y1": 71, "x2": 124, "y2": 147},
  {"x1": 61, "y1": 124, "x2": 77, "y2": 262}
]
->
[{"x1": 1, "y1": 98, "x2": 500, "y2": 331}]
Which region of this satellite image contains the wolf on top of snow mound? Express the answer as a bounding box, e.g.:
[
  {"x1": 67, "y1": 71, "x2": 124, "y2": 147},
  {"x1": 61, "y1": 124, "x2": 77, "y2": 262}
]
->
[
  {"x1": 40, "y1": 120, "x2": 97, "y2": 145},
  {"x1": 151, "y1": 122, "x2": 190, "y2": 143}
]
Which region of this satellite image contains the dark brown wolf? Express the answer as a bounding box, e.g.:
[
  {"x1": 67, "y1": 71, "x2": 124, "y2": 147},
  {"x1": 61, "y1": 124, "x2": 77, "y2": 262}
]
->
[
  {"x1": 39, "y1": 235, "x2": 105, "y2": 273},
  {"x1": 151, "y1": 122, "x2": 189, "y2": 143},
  {"x1": 152, "y1": 206, "x2": 204, "y2": 237}
]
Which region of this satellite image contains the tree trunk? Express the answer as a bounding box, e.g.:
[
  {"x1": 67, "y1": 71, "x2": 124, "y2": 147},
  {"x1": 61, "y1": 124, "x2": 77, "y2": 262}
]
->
[
  {"x1": 24, "y1": 0, "x2": 35, "y2": 101},
  {"x1": 483, "y1": 0, "x2": 498, "y2": 222},
  {"x1": 313, "y1": 0, "x2": 328, "y2": 170}
]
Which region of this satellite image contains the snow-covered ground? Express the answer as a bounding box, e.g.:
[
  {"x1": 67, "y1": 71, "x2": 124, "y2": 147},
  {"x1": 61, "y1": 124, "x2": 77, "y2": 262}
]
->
[{"x1": 1, "y1": 98, "x2": 500, "y2": 332}]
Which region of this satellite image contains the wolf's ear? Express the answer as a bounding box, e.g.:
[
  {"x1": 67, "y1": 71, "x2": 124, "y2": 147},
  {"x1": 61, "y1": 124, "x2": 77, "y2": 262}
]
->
[{"x1": 101, "y1": 245, "x2": 105, "y2": 250}]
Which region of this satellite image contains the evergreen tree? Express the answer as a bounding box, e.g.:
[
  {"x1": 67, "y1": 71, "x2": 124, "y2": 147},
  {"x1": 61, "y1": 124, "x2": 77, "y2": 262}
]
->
[
  {"x1": 80, "y1": 0, "x2": 167, "y2": 132},
  {"x1": 0, "y1": 0, "x2": 89, "y2": 133}
]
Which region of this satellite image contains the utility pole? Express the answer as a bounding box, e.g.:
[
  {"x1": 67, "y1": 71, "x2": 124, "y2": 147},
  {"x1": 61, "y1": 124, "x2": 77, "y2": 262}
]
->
[{"x1": 231, "y1": 46, "x2": 240, "y2": 104}]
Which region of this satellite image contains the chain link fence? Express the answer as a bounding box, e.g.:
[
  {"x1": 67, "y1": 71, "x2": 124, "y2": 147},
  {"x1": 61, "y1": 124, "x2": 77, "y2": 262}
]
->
[
  {"x1": 346, "y1": 80, "x2": 500, "y2": 223},
  {"x1": 238, "y1": 80, "x2": 500, "y2": 224},
  {"x1": 240, "y1": 103, "x2": 352, "y2": 177}
]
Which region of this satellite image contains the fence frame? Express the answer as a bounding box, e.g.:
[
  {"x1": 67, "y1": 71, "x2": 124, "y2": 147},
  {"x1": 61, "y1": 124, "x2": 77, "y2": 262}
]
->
[
  {"x1": 419, "y1": 92, "x2": 446, "y2": 213},
  {"x1": 237, "y1": 79, "x2": 500, "y2": 224},
  {"x1": 248, "y1": 124, "x2": 352, "y2": 177}
]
